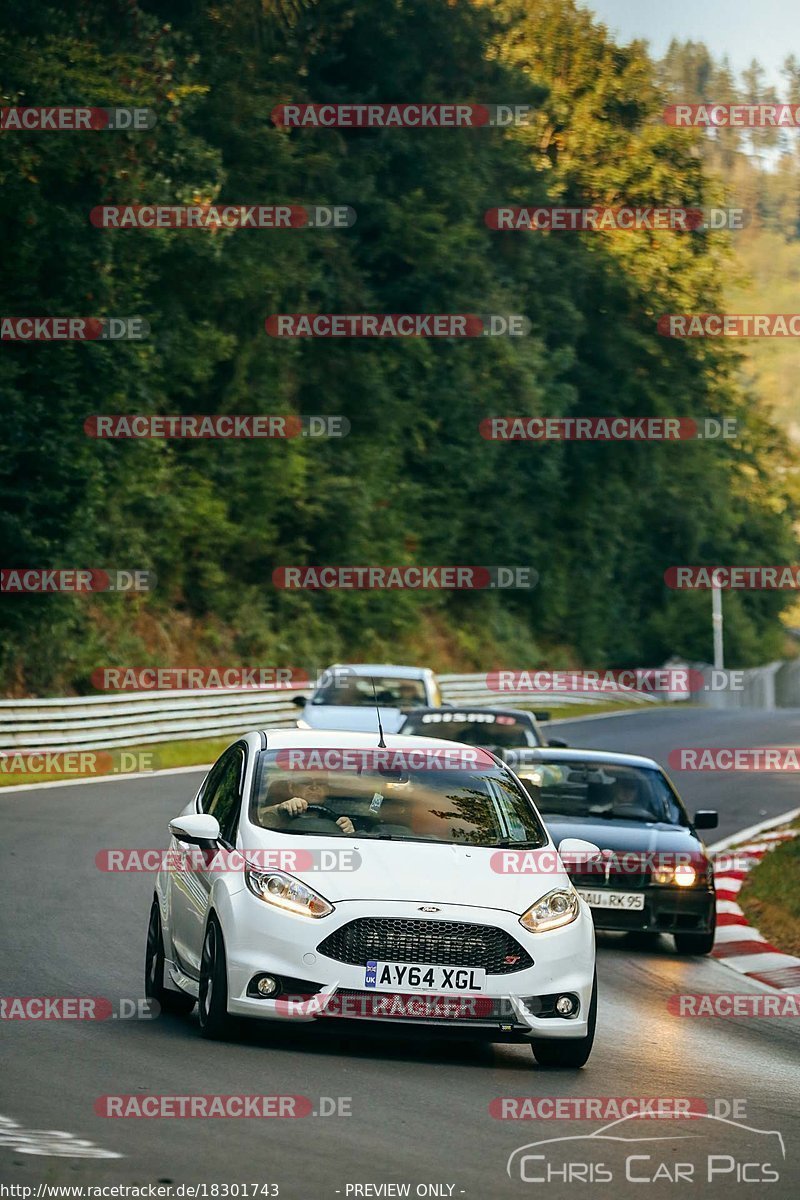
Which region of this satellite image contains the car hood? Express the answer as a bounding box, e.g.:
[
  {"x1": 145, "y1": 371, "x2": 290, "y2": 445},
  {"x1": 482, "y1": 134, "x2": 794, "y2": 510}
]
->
[
  {"x1": 301, "y1": 705, "x2": 406, "y2": 734},
  {"x1": 240, "y1": 833, "x2": 569, "y2": 910},
  {"x1": 541, "y1": 815, "x2": 705, "y2": 856}
]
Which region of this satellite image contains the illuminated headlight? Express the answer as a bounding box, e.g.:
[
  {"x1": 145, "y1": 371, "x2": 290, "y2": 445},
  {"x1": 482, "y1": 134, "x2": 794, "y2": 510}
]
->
[
  {"x1": 653, "y1": 864, "x2": 697, "y2": 887},
  {"x1": 245, "y1": 866, "x2": 333, "y2": 918},
  {"x1": 520, "y1": 887, "x2": 579, "y2": 933}
]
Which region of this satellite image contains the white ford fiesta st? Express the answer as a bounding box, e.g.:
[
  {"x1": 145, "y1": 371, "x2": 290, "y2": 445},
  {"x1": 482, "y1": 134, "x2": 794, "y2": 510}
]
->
[{"x1": 146, "y1": 729, "x2": 599, "y2": 1066}]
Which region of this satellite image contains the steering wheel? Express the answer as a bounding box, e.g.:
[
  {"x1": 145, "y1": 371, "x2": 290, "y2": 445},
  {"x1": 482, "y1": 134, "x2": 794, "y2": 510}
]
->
[{"x1": 302, "y1": 804, "x2": 341, "y2": 822}]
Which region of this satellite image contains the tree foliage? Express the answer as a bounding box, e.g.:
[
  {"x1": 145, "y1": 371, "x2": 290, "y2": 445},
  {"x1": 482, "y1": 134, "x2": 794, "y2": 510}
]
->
[{"x1": 0, "y1": 0, "x2": 796, "y2": 693}]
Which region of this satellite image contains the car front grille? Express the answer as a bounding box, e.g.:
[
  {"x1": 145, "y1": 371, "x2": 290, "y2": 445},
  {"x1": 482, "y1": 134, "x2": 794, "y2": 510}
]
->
[
  {"x1": 317, "y1": 917, "x2": 533, "y2": 974},
  {"x1": 569, "y1": 871, "x2": 650, "y2": 889}
]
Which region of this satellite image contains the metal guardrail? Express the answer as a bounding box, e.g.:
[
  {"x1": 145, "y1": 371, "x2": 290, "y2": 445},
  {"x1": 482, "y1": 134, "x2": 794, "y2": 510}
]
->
[
  {"x1": 685, "y1": 661, "x2": 784, "y2": 710},
  {"x1": 0, "y1": 672, "x2": 661, "y2": 753}
]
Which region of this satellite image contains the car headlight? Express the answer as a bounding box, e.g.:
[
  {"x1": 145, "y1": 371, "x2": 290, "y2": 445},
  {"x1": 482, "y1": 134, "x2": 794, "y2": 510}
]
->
[
  {"x1": 652, "y1": 864, "x2": 697, "y2": 887},
  {"x1": 245, "y1": 866, "x2": 333, "y2": 918},
  {"x1": 520, "y1": 887, "x2": 579, "y2": 933}
]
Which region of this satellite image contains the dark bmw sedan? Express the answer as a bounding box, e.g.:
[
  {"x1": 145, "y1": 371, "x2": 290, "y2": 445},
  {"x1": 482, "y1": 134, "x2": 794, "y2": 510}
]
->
[{"x1": 513, "y1": 749, "x2": 718, "y2": 955}]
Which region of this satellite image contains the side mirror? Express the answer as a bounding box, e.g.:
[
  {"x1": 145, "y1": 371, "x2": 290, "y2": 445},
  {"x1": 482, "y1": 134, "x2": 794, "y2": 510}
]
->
[
  {"x1": 533, "y1": 711, "x2": 551, "y2": 722},
  {"x1": 169, "y1": 814, "x2": 220, "y2": 847},
  {"x1": 557, "y1": 837, "x2": 602, "y2": 867},
  {"x1": 693, "y1": 810, "x2": 719, "y2": 830},
  {"x1": 292, "y1": 695, "x2": 307, "y2": 708},
  {"x1": 547, "y1": 738, "x2": 568, "y2": 748}
]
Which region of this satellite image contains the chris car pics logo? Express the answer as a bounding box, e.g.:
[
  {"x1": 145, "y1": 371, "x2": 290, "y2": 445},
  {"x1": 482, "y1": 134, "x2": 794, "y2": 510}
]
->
[{"x1": 506, "y1": 1112, "x2": 785, "y2": 1185}]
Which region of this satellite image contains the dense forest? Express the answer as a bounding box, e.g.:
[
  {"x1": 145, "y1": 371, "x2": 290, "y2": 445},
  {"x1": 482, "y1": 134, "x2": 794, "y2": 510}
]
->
[{"x1": 1, "y1": 0, "x2": 798, "y2": 695}]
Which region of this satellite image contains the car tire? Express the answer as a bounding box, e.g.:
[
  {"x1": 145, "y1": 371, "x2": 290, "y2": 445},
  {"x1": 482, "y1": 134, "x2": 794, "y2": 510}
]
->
[
  {"x1": 145, "y1": 897, "x2": 195, "y2": 1016},
  {"x1": 673, "y1": 927, "x2": 715, "y2": 955},
  {"x1": 198, "y1": 915, "x2": 233, "y2": 1039},
  {"x1": 529, "y1": 971, "x2": 597, "y2": 1068}
]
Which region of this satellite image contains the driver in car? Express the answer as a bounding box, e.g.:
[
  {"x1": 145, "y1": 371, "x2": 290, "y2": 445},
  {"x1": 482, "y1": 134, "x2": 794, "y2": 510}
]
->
[
  {"x1": 396, "y1": 680, "x2": 424, "y2": 708},
  {"x1": 612, "y1": 774, "x2": 654, "y2": 818},
  {"x1": 265, "y1": 775, "x2": 355, "y2": 834}
]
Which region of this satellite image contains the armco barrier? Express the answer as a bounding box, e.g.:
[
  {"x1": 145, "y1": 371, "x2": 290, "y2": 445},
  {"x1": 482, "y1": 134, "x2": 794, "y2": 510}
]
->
[
  {"x1": 0, "y1": 673, "x2": 660, "y2": 753},
  {"x1": 686, "y1": 661, "x2": 784, "y2": 710}
]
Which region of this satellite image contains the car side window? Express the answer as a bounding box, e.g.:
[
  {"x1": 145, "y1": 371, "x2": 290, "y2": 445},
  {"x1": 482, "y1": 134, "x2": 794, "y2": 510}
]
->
[
  {"x1": 204, "y1": 745, "x2": 246, "y2": 846},
  {"x1": 661, "y1": 778, "x2": 689, "y2": 826},
  {"x1": 197, "y1": 757, "x2": 228, "y2": 813}
]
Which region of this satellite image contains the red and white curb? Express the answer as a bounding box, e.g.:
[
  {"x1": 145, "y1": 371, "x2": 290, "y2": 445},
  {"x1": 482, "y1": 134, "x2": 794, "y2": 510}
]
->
[{"x1": 712, "y1": 822, "x2": 800, "y2": 992}]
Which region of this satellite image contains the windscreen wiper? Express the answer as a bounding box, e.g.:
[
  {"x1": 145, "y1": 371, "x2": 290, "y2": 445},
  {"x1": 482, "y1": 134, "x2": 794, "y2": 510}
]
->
[{"x1": 488, "y1": 838, "x2": 545, "y2": 848}]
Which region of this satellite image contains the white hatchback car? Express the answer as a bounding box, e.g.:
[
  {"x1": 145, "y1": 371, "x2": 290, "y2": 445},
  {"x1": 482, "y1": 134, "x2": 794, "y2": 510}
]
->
[{"x1": 146, "y1": 730, "x2": 598, "y2": 1066}]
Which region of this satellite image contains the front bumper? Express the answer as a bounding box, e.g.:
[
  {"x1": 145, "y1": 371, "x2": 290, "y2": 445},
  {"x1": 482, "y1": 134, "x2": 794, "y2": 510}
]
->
[
  {"x1": 220, "y1": 892, "x2": 595, "y2": 1041},
  {"x1": 577, "y1": 885, "x2": 716, "y2": 934}
]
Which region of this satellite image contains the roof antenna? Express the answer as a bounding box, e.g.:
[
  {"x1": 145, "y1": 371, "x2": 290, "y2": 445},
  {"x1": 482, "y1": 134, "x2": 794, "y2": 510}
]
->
[{"x1": 370, "y1": 677, "x2": 387, "y2": 748}]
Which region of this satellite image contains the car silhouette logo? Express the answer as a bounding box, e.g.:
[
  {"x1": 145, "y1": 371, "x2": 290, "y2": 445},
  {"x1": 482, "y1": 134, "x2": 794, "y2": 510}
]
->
[
  {"x1": 506, "y1": 1112, "x2": 786, "y2": 1179},
  {"x1": 418, "y1": 905, "x2": 440, "y2": 912}
]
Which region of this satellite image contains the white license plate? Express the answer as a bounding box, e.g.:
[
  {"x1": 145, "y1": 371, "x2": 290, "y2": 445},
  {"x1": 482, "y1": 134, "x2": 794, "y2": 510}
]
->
[
  {"x1": 577, "y1": 889, "x2": 645, "y2": 910},
  {"x1": 364, "y1": 961, "x2": 486, "y2": 992}
]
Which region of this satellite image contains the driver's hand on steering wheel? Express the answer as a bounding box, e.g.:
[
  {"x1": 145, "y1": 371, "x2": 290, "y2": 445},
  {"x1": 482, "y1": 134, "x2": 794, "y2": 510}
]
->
[
  {"x1": 336, "y1": 816, "x2": 355, "y2": 835},
  {"x1": 276, "y1": 796, "x2": 309, "y2": 817}
]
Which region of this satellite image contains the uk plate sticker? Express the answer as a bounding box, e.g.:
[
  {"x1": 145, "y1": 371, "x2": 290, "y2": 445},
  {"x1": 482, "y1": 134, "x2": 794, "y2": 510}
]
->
[{"x1": 365, "y1": 960, "x2": 378, "y2": 988}]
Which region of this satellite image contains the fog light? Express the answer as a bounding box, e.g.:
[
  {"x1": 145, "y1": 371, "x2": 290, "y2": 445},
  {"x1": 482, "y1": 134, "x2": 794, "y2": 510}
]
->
[
  {"x1": 256, "y1": 975, "x2": 279, "y2": 997},
  {"x1": 555, "y1": 994, "x2": 577, "y2": 1016}
]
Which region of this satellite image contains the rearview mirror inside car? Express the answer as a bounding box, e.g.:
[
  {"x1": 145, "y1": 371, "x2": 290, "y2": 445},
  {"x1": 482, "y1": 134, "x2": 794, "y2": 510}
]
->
[
  {"x1": 693, "y1": 810, "x2": 719, "y2": 830},
  {"x1": 547, "y1": 738, "x2": 568, "y2": 748},
  {"x1": 168, "y1": 814, "x2": 221, "y2": 846}
]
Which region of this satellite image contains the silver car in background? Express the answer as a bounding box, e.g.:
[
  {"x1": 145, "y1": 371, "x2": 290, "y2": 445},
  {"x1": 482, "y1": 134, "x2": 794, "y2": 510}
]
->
[{"x1": 293, "y1": 663, "x2": 441, "y2": 734}]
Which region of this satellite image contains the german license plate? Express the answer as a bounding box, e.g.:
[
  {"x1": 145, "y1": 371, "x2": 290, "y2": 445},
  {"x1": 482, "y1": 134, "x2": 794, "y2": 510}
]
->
[
  {"x1": 364, "y1": 961, "x2": 486, "y2": 992},
  {"x1": 577, "y1": 889, "x2": 645, "y2": 910}
]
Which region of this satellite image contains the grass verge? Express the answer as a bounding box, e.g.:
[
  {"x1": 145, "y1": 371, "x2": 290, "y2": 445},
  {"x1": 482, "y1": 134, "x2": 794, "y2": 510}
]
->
[
  {"x1": 0, "y1": 735, "x2": 233, "y2": 789},
  {"x1": 737, "y1": 819, "x2": 800, "y2": 957}
]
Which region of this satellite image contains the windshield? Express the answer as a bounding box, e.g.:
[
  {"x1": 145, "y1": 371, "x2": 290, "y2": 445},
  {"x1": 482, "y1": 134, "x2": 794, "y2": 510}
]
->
[
  {"x1": 311, "y1": 674, "x2": 427, "y2": 709},
  {"x1": 516, "y1": 762, "x2": 687, "y2": 825},
  {"x1": 402, "y1": 710, "x2": 538, "y2": 748},
  {"x1": 250, "y1": 749, "x2": 548, "y2": 846}
]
